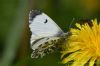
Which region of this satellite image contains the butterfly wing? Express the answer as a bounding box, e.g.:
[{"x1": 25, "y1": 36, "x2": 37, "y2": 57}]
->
[
  {"x1": 29, "y1": 10, "x2": 64, "y2": 47},
  {"x1": 29, "y1": 10, "x2": 65, "y2": 58}
]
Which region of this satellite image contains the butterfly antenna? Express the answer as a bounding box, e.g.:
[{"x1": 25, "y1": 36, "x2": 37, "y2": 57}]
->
[{"x1": 69, "y1": 18, "x2": 75, "y2": 28}]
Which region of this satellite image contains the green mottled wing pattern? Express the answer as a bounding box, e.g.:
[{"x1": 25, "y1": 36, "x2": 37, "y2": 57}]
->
[{"x1": 31, "y1": 36, "x2": 66, "y2": 58}]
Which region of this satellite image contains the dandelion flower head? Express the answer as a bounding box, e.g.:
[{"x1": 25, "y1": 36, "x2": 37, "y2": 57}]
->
[{"x1": 61, "y1": 19, "x2": 100, "y2": 66}]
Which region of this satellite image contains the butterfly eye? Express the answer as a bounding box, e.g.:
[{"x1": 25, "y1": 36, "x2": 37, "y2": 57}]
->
[{"x1": 44, "y1": 19, "x2": 48, "y2": 24}]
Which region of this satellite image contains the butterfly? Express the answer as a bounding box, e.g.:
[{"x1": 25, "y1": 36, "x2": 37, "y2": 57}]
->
[{"x1": 29, "y1": 10, "x2": 70, "y2": 58}]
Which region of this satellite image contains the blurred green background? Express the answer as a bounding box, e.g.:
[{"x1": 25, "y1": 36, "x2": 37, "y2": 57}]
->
[{"x1": 0, "y1": 0, "x2": 100, "y2": 66}]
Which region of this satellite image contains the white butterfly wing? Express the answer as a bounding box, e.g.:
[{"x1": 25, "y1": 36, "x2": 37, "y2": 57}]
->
[{"x1": 29, "y1": 10, "x2": 64, "y2": 43}]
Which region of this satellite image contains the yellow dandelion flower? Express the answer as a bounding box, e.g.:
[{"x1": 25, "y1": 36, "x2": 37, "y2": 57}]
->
[{"x1": 61, "y1": 19, "x2": 100, "y2": 66}]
